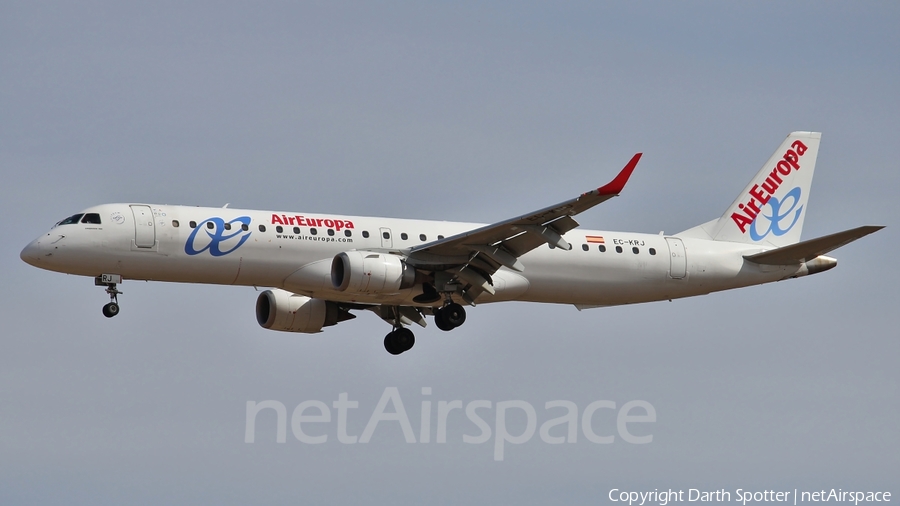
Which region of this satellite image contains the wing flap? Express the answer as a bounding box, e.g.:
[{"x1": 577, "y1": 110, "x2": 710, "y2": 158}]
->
[
  {"x1": 369, "y1": 305, "x2": 428, "y2": 328},
  {"x1": 744, "y1": 225, "x2": 883, "y2": 265},
  {"x1": 467, "y1": 245, "x2": 524, "y2": 272}
]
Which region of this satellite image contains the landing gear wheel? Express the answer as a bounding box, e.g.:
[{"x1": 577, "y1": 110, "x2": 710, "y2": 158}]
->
[
  {"x1": 394, "y1": 328, "x2": 415, "y2": 352},
  {"x1": 102, "y1": 302, "x2": 120, "y2": 318},
  {"x1": 384, "y1": 328, "x2": 415, "y2": 355},
  {"x1": 444, "y1": 303, "x2": 466, "y2": 328},
  {"x1": 384, "y1": 333, "x2": 402, "y2": 355},
  {"x1": 434, "y1": 308, "x2": 454, "y2": 332},
  {"x1": 96, "y1": 277, "x2": 124, "y2": 319}
]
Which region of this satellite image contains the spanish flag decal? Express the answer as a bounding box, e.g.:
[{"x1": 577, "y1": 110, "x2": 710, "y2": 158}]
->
[{"x1": 586, "y1": 235, "x2": 605, "y2": 244}]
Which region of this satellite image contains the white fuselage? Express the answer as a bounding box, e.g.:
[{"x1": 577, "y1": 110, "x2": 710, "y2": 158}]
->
[{"x1": 21, "y1": 203, "x2": 813, "y2": 309}]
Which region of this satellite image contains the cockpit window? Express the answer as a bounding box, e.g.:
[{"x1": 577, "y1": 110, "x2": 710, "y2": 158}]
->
[
  {"x1": 81, "y1": 213, "x2": 101, "y2": 224},
  {"x1": 56, "y1": 214, "x2": 84, "y2": 226}
]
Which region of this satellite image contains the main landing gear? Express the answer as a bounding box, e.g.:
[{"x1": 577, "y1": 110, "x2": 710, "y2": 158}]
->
[
  {"x1": 383, "y1": 305, "x2": 416, "y2": 355},
  {"x1": 384, "y1": 327, "x2": 415, "y2": 355},
  {"x1": 381, "y1": 299, "x2": 468, "y2": 356},
  {"x1": 433, "y1": 302, "x2": 466, "y2": 332},
  {"x1": 95, "y1": 275, "x2": 123, "y2": 318}
]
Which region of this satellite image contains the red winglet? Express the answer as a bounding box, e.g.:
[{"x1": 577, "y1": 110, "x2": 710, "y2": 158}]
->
[{"x1": 597, "y1": 153, "x2": 642, "y2": 195}]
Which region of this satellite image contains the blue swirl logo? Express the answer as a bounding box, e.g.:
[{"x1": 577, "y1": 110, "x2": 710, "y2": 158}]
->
[
  {"x1": 749, "y1": 187, "x2": 803, "y2": 241},
  {"x1": 185, "y1": 217, "x2": 252, "y2": 256}
]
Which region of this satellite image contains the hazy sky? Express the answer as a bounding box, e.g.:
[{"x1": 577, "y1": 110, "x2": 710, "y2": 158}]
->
[{"x1": 2, "y1": 2, "x2": 898, "y2": 504}]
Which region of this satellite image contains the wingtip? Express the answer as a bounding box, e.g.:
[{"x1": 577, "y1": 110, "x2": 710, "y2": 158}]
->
[
  {"x1": 597, "y1": 152, "x2": 642, "y2": 195},
  {"x1": 864, "y1": 225, "x2": 886, "y2": 234}
]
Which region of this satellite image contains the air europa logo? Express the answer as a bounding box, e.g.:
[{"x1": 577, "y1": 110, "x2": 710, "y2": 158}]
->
[
  {"x1": 749, "y1": 186, "x2": 803, "y2": 241},
  {"x1": 185, "y1": 217, "x2": 252, "y2": 256},
  {"x1": 271, "y1": 214, "x2": 355, "y2": 231},
  {"x1": 731, "y1": 140, "x2": 808, "y2": 236}
]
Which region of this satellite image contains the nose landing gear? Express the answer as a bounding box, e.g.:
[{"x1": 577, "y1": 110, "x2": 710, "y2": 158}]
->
[
  {"x1": 102, "y1": 300, "x2": 120, "y2": 318},
  {"x1": 95, "y1": 275, "x2": 123, "y2": 318}
]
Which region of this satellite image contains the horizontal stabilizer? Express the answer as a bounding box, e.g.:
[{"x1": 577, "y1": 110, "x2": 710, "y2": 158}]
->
[{"x1": 744, "y1": 225, "x2": 884, "y2": 265}]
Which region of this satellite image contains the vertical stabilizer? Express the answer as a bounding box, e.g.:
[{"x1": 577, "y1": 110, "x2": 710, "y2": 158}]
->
[{"x1": 704, "y1": 131, "x2": 821, "y2": 247}]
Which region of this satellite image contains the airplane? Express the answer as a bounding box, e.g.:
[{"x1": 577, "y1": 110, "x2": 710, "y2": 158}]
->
[{"x1": 20, "y1": 132, "x2": 883, "y2": 355}]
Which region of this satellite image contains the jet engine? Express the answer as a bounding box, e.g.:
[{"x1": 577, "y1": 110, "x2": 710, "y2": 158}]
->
[
  {"x1": 331, "y1": 251, "x2": 416, "y2": 294},
  {"x1": 256, "y1": 289, "x2": 351, "y2": 333}
]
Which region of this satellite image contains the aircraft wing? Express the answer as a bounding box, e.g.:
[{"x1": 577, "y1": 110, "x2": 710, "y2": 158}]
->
[{"x1": 404, "y1": 153, "x2": 641, "y2": 294}]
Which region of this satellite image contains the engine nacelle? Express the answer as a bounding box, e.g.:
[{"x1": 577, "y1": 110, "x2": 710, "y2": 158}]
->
[
  {"x1": 331, "y1": 251, "x2": 416, "y2": 294},
  {"x1": 256, "y1": 289, "x2": 344, "y2": 333}
]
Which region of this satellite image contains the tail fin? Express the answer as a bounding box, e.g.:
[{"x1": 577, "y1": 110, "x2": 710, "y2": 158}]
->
[{"x1": 682, "y1": 131, "x2": 821, "y2": 247}]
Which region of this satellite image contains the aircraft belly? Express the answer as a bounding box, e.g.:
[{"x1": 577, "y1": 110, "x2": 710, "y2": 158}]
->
[
  {"x1": 517, "y1": 251, "x2": 672, "y2": 305},
  {"x1": 480, "y1": 269, "x2": 530, "y2": 302}
]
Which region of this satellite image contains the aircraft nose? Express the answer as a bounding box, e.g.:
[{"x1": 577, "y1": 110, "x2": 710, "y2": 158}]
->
[{"x1": 20, "y1": 238, "x2": 44, "y2": 266}]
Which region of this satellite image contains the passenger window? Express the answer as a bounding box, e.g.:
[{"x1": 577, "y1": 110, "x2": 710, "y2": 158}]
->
[
  {"x1": 344, "y1": 230, "x2": 352, "y2": 237},
  {"x1": 172, "y1": 220, "x2": 180, "y2": 228},
  {"x1": 419, "y1": 234, "x2": 426, "y2": 241},
  {"x1": 438, "y1": 235, "x2": 444, "y2": 240},
  {"x1": 327, "y1": 229, "x2": 335, "y2": 236},
  {"x1": 293, "y1": 227, "x2": 300, "y2": 234},
  {"x1": 190, "y1": 221, "x2": 197, "y2": 229},
  {"x1": 259, "y1": 225, "x2": 267, "y2": 232},
  {"x1": 649, "y1": 248, "x2": 656, "y2": 255},
  {"x1": 310, "y1": 228, "x2": 318, "y2": 235},
  {"x1": 599, "y1": 245, "x2": 606, "y2": 252},
  {"x1": 400, "y1": 233, "x2": 408, "y2": 240},
  {"x1": 632, "y1": 247, "x2": 639, "y2": 254},
  {"x1": 582, "y1": 244, "x2": 589, "y2": 251},
  {"x1": 224, "y1": 223, "x2": 232, "y2": 231},
  {"x1": 207, "y1": 222, "x2": 215, "y2": 230},
  {"x1": 241, "y1": 224, "x2": 249, "y2": 232},
  {"x1": 363, "y1": 231, "x2": 370, "y2": 238},
  {"x1": 616, "y1": 246, "x2": 623, "y2": 253},
  {"x1": 276, "y1": 226, "x2": 283, "y2": 233},
  {"x1": 382, "y1": 231, "x2": 390, "y2": 240},
  {"x1": 81, "y1": 213, "x2": 102, "y2": 224}
]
